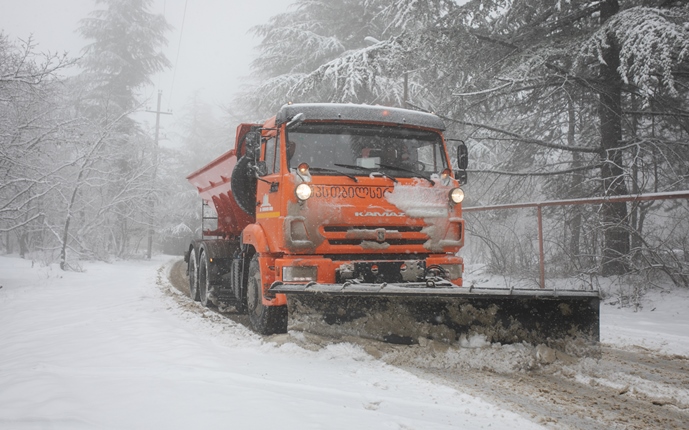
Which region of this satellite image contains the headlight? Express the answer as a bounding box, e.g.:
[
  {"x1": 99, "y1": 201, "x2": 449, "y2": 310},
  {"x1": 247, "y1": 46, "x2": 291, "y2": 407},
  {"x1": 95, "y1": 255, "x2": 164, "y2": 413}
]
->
[
  {"x1": 295, "y1": 183, "x2": 312, "y2": 201},
  {"x1": 449, "y1": 187, "x2": 465, "y2": 204}
]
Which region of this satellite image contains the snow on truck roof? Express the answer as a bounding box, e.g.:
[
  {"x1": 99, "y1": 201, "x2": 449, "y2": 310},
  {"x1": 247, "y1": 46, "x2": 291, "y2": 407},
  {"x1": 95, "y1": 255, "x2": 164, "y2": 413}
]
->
[{"x1": 275, "y1": 103, "x2": 446, "y2": 131}]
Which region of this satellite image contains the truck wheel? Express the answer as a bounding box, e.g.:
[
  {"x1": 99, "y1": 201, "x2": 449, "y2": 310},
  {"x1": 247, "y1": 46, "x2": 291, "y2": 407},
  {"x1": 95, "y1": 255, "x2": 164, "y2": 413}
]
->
[
  {"x1": 232, "y1": 259, "x2": 247, "y2": 313},
  {"x1": 246, "y1": 255, "x2": 287, "y2": 335},
  {"x1": 198, "y1": 251, "x2": 213, "y2": 308},
  {"x1": 188, "y1": 248, "x2": 200, "y2": 301}
]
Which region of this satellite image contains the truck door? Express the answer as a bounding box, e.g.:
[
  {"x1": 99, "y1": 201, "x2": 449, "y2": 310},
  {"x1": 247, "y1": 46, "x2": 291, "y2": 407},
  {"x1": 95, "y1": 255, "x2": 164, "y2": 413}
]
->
[{"x1": 255, "y1": 134, "x2": 282, "y2": 247}]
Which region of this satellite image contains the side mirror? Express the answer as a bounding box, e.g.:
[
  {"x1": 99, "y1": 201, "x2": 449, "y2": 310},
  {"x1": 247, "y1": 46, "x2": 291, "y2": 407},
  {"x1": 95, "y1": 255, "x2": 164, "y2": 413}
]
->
[
  {"x1": 455, "y1": 142, "x2": 468, "y2": 184},
  {"x1": 254, "y1": 161, "x2": 268, "y2": 177},
  {"x1": 456, "y1": 142, "x2": 468, "y2": 170},
  {"x1": 244, "y1": 131, "x2": 261, "y2": 159}
]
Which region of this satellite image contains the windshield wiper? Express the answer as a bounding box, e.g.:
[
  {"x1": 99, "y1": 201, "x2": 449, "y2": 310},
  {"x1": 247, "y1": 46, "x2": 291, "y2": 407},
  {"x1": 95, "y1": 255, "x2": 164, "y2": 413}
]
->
[
  {"x1": 333, "y1": 163, "x2": 398, "y2": 183},
  {"x1": 307, "y1": 166, "x2": 358, "y2": 183},
  {"x1": 377, "y1": 163, "x2": 435, "y2": 185}
]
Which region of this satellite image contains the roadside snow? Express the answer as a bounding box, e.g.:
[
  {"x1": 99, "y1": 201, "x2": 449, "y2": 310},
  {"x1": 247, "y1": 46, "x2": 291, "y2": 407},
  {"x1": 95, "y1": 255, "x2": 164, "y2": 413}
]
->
[
  {"x1": 601, "y1": 287, "x2": 689, "y2": 356},
  {"x1": 0, "y1": 255, "x2": 542, "y2": 430}
]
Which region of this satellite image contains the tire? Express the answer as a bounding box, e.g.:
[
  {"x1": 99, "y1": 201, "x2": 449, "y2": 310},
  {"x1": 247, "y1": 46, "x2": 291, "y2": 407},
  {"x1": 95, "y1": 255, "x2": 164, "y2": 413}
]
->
[
  {"x1": 232, "y1": 259, "x2": 247, "y2": 313},
  {"x1": 188, "y1": 248, "x2": 200, "y2": 301},
  {"x1": 198, "y1": 252, "x2": 213, "y2": 308},
  {"x1": 231, "y1": 156, "x2": 257, "y2": 216},
  {"x1": 246, "y1": 255, "x2": 287, "y2": 335}
]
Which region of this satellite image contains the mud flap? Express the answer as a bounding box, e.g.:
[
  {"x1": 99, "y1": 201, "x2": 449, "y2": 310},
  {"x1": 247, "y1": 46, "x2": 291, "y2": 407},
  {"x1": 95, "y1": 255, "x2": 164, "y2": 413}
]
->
[{"x1": 270, "y1": 282, "x2": 600, "y2": 351}]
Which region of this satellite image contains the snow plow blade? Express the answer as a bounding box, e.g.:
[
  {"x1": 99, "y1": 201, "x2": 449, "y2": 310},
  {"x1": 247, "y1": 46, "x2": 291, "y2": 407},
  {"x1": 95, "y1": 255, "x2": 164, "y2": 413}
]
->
[{"x1": 269, "y1": 282, "x2": 600, "y2": 350}]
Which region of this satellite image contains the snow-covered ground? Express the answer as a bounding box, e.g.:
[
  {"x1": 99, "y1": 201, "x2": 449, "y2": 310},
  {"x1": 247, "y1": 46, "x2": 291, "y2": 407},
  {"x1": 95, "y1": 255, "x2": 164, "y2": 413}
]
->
[
  {"x1": 1, "y1": 255, "x2": 688, "y2": 429},
  {"x1": 600, "y1": 287, "x2": 689, "y2": 356}
]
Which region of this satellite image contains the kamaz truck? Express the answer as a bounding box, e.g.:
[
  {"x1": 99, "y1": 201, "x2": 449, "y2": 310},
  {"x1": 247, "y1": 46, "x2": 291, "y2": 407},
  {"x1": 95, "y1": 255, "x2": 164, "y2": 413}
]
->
[{"x1": 185, "y1": 103, "x2": 599, "y2": 346}]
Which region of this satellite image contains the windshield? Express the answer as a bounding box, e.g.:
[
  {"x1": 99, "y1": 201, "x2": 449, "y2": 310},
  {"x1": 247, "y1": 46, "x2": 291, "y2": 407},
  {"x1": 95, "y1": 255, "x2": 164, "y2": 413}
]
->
[{"x1": 286, "y1": 123, "x2": 447, "y2": 178}]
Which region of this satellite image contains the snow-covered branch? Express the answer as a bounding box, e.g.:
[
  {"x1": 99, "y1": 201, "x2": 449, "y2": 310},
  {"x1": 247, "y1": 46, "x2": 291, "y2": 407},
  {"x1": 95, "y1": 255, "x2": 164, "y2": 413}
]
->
[{"x1": 579, "y1": 6, "x2": 689, "y2": 96}]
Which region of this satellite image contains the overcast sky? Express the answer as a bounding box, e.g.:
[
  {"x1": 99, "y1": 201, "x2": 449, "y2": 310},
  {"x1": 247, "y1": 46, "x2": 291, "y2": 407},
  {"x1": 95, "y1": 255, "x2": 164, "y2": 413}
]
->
[{"x1": 1, "y1": 0, "x2": 289, "y2": 123}]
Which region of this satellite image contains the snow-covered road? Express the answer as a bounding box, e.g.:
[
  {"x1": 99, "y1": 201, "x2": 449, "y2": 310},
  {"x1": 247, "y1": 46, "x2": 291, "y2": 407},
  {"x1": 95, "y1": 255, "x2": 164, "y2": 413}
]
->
[
  {"x1": 0, "y1": 256, "x2": 541, "y2": 429},
  {"x1": 1, "y1": 255, "x2": 688, "y2": 429}
]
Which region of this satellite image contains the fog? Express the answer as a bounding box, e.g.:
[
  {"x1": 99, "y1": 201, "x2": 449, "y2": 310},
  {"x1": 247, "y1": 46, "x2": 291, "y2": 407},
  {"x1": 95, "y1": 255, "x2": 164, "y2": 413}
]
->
[{"x1": 1, "y1": 0, "x2": 289, "y2": 115}]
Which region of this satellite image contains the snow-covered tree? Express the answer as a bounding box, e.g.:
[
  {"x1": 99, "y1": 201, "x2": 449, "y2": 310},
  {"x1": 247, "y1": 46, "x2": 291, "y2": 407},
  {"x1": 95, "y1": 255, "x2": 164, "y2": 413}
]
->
[
  {"x1": 78, "y1": 0, "x2": 171, "y2": 117},
  {"x1": 155, "y1": 93, "x2": 232, "y2": 255},
  {"x1": 1, "y1": 0, "x2": 175, "y2": 267},
  {"x1": 239, "y1": 0, "x2": 457, "y2": 114},
  {"x1": 75, "y1": 0, "x2": 171, "y2": 260},
  {"x1": 243, "y1": 0, "x2": 689, "y2": 279},
  {"x1": 444, "y1": 0, "x2": 689, "y2": 275},
  {"x1": 0, "y1": 33, "x2": 78, "y2": 258}
]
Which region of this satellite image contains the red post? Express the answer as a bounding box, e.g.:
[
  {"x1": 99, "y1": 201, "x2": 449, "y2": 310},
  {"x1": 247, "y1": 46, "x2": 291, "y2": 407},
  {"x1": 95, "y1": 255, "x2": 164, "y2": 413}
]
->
[
  {"x1": 537, "y1": 205, "x2": 545, "y2": 289},
  {"x1": 463, "y1": 191, "x2": 689, "y2": 289}
]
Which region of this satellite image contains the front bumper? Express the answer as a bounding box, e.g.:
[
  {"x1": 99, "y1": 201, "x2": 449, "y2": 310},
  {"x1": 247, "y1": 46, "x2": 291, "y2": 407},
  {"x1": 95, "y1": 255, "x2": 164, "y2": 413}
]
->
[{"x1": 274, "y1": 255, "x2": 464, "y2": 286}]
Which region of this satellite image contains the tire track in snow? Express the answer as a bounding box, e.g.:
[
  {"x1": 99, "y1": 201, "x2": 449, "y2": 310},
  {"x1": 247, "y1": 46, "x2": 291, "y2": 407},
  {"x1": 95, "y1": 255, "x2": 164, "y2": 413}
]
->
[{"x1": 166, "y1": 259, "x2": 689, "y2": 429}]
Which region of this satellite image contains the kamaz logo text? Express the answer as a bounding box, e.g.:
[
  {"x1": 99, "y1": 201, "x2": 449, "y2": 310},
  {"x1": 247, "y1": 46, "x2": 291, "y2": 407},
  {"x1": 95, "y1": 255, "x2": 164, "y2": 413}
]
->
[{"x1": 354, "y1": 211, "x2": 405, "y2": 217}]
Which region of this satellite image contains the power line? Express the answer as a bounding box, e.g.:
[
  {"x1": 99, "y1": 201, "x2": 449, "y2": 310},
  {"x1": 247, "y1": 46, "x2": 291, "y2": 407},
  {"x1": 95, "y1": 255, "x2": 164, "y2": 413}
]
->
[
  {"x1": 168, "y1": 0, "x2": 189, "y2": 111},
  {"x1": 156, "y1": 0, "x2": 167, "y2": 91}
]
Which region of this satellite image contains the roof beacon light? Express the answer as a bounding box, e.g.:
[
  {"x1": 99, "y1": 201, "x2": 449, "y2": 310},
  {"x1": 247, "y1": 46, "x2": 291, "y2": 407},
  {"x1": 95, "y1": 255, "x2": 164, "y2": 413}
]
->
[{"x1": 298, "y1": 163, "x2": 310, "y2": 175}]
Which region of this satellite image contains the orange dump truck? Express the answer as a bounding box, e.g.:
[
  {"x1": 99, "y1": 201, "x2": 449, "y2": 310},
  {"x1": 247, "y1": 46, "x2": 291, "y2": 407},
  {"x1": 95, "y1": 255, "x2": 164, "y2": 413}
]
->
[{"x1": 186, "y1": 103, "x2": 599, "y2": 345}]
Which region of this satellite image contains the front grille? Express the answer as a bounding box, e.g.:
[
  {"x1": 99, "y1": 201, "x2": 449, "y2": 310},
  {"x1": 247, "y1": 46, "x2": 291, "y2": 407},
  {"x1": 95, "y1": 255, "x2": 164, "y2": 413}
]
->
[
  {"x1": 323, "y1": 253, "x2": 430, "y2": 261},
  {"x1": 328, "y1": 239, "x2": 427, "y2": 246},
  {"x1": 323, "y1": 225, "x2": 423, "y2": 233},
  {"x1": 322, "y1": 225, "x2": 428, "y2": 248}
]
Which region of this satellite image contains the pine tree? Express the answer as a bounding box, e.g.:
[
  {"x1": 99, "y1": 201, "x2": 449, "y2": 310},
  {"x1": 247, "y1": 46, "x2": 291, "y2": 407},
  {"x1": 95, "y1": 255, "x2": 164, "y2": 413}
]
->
[
  {"x1": 78, "y1": 0, "x2": 171, "y2": 116},
  {"x1": 76, "y1": 0, "x2": 171, "y2": 259},
  {"x1": 156, "y1": 92, "x2": 230, "y2": 255},
  {"x1": 441, "y1": 0, "x2": 689, "y2": 275}
]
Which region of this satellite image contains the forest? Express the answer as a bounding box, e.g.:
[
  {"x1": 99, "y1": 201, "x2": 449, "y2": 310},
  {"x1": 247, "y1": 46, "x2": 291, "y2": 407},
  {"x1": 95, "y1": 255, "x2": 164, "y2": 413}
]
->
[{"x1": 1, "y1": 0, "x2": 688, "y2": 293}]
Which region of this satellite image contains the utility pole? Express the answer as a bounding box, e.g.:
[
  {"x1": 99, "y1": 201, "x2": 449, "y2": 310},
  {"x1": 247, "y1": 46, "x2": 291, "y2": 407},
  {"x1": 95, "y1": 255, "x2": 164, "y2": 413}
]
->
[
  {"x1": 403, "y1": 71, "x2": 409, "y2": 108},
  {"x1": 146, "y1": 90, "x2": 172, "y2": 260}
]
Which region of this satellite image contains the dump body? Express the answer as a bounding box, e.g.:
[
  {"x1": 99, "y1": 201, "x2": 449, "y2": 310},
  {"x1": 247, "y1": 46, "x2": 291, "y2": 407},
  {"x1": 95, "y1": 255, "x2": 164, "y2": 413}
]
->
[
  {"x1": 187, "y1": 123, "x2": 258, "y2": 237},
  {"x1": 185, "y1": 103, "x2": 600, "y2": 347}
]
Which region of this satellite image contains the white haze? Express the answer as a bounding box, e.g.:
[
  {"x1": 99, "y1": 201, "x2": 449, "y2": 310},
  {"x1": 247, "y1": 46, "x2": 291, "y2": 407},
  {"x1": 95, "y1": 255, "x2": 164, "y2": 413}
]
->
[{"x1": 0, "y1": 0, "x2": 289, "y2": 120}]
